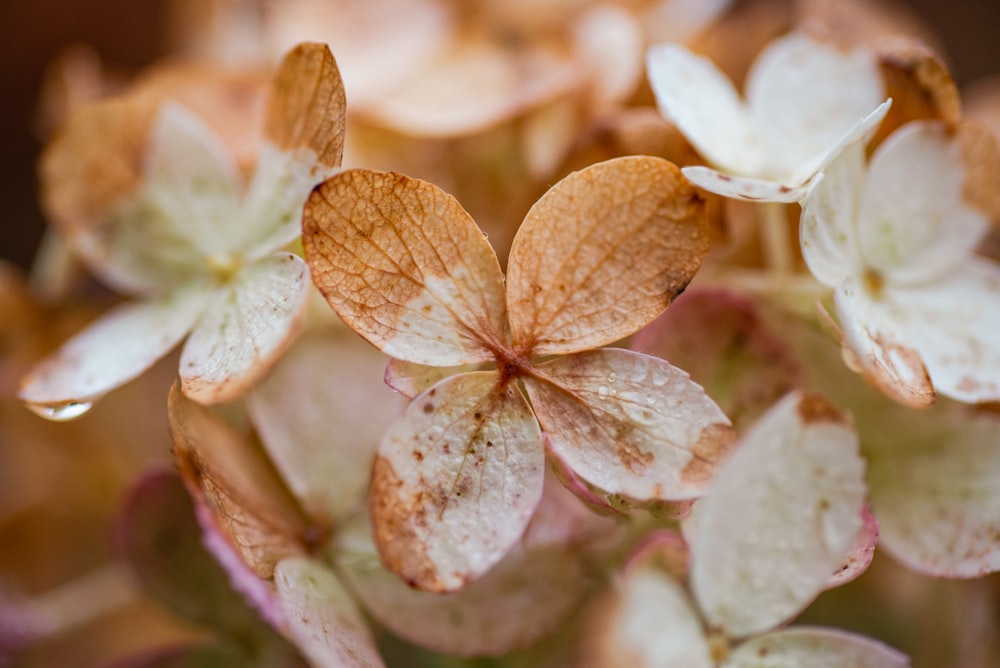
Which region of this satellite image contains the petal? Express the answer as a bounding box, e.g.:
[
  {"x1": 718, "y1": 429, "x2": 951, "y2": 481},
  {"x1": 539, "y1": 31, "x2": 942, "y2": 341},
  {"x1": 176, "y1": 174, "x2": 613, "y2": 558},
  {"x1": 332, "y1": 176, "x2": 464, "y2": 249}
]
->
[
  {"x1": 746, "y1": 32, "x2": 884, "y2": 181},
  {"x1": 868, "y1": 411, "x2": 1000, "y2": 577},
  {"x1": 240, "y1": 43, "x2": 348, "y2": 258},
  {"x1": 19, "y1": 287, "x2": 208, "y2": 412},
  {"x1": 578, "y1": 566, "x2": 713, "y2": 668},
  {"x1": 877, "y1": 38, "x2": 961, "y2": 141},
  {"x1": 646, "y1": 43, "x2": 766, "y2": 176},
  {"x1": 382, "y1": 357, "x2": 485, "y2": 400},
  {"x1": 825, "y1": 505, "x2": 879, "y2": 589},
  {"x1": 180, "y1": 252, "x2": 310, "y2": 404},
  {"x1": 724, "y1": 627, "x2": 909, "y2": 668},
  {"x1": 886, "y1": 260, "x2": 1000, "y2": 403},
  {"x1": 834, "y1": 276, "x2": 935, "y2": 409},
  {"x1": 689, "y1": 392, "x2": 867, "y2": 637},
  {"x1": 273, "y1": 557, "x2": 385, "y2": 668},
  {"x1": 247, "y1": 327, "x2": 405, "y2": 525},
  {"x1": 524, "y1": 348, "x2": 735, "y2": 501},
  {"x1": 507, "y1": 156, "x2": 710, "y2": 355},
  {"x1": 680, "y1": 166, "x2": 807, "y2": 202},
  {"x1": 333, "y1": 512, "x2": 587, "y2": 657},
  {"x1": 303, "y1": 169, "x2": 507, "y2": 366},
  {"x1": 800, "y1": 139, "x2": 867, "y2": 287},
  {"x1": 856, "y1": 122, "x2": 990, "y2": 283},
  {"x1": 630, "y1": 287, "x2": 804, "y2": 432},
  {"x1": 369, "y1": 372, "x2": 544, "y2": 593},
  {"x1": 168, "y1": 383, "x2": 313, "y2": 579}
]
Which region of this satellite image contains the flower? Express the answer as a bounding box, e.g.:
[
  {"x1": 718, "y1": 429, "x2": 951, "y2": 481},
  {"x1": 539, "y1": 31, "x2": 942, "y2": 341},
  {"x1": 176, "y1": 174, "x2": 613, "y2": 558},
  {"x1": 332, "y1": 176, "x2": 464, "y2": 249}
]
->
[
  {"x1": 800, "y1": 120, "x2": 1000, "y2": 406},
  {"x1": 20, "y1": 43, "x2": 346, "y2": 418},
  {"x1": 647, "y1": 30, "x2": 889, "y2": 202}
]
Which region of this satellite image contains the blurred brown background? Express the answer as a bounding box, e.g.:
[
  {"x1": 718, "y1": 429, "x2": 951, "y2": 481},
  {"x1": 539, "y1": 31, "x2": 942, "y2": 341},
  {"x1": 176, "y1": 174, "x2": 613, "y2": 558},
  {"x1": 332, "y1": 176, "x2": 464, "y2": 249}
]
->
[{"x1": 0, "y1": 0, "x2": 998, "y2": 271}]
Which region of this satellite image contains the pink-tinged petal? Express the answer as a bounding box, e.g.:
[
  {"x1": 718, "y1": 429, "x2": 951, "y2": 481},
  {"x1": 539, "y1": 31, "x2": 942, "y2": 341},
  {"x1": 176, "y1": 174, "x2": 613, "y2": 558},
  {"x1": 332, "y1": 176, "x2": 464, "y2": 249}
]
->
[
  {"x1": 247, "y1": 327, "x2": 405, "y2": 525},
  {"x1": 646, "y1": 43, "x2": 765, "y2": 176},
  {"x1": 578, "y1": 566, "x2": 713, "y2": 668},
  {"x1": 689, "y1": 392, "x2": 866, "y2": 638},
  {"x1": 887, "y1": 260, "x2": 1000, "y2": 403},
  {"x1": 826, "y1": 504, "x2": 879, "y2": 589},
  {"x1": 303, "y1": 169, "x2": 507, "y2": 366},
  {"x1": 369, "y1": 372, "x2": 544, "y2": 593},
  {"x1": 681, "y1": 166, "x2": 806, "y2": 203},
  {"x1": 525, "y1": 348, "x2": 735, "y2": 501},
  {"x1": 545, "y1": 439, "x2": 628, "y2": 517},
  {"x1": 746, "y1": 32, "x2": 884, "y2": 181},
  {"x1": 800, "y1": 140, "x2": 867, "y2": 287},
  {"x1": 19, "y1": 287, "x2": 208, "y2": 414},
  {"x1": 724, "y1": 627, "x2": 910, "y2": 668},
  {"x1": 383, "y1": 358, "x2": 485, "y2": 400},
  {"x1": 141, "y1": 103, "x2": 242, "y2": 259},
  {"x1": 273, "y1": 557, "x2": 385, "y2": 668},
  {"x1": 334, "y1": 512, "x2": 587, "y2": 657},
  {"x1": 631, "y1": 288, "x2": 804, "y2": 432},
  {"x1": 623, "y1": 530, "x2": 691, "y2": 581},
  {"x1": 180, "y1": 252, "x2": 310, "y2": 404},
  {"x1": 857, "y1": 122, "x2": 989, "y2": 284},
  {"x1": 834, "y1": 276, "x2": 935, "y2": 409},
  {"x1": 507, "y1": 156, "x2": 710, "y2": 356},
  {"x1": 868, "y1": 412, "x2": 1000, "y2": 577}
]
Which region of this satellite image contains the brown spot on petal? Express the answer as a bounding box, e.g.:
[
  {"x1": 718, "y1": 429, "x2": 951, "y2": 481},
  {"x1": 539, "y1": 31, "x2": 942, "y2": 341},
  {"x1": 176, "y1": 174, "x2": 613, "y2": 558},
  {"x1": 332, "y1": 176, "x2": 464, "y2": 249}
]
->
[
  {"x1": 680, "y1": 422, "x2": 736, "y2": 487},
  {"x1": 796, "y1": 393, "x2": 847, "y2": 425},
  {"x1": 370, "y1": 455, "x2": 444, "y2": 592}
]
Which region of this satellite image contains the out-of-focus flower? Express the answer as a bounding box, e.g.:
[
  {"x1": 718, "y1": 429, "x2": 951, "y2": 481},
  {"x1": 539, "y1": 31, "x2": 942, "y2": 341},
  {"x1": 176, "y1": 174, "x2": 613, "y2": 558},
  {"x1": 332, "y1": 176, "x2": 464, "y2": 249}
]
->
[
  {"x1": 19, "y1": 43, "x2": 346, "y2": 418},
  {"x1": 800, "y1": 120, "x2": 1000, "y2": 406},
  {"x1": 648, "y1": 30, "x2": 889, "y2": 202}
]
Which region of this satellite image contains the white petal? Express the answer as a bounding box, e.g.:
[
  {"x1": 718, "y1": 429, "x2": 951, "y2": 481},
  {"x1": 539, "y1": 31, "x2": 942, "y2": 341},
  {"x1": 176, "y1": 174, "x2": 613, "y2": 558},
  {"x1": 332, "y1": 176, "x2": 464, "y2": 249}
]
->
[
  {"x1": 857, "y1": 122, "x2": 989, "y2": 284},
  {"x1": 247, "y1": 328, "x2": 405, "y2": 524},
  {"x1": 180, "y1": 253, "x2": 310, "y2": 404},
  {"x1": 869, "y1": 411, "x2": 1000, "y2": 577},
  {"x1": 273, "y1": 557, "x2": 385, "y2": 668},
  {"x1": 689, "y1": 392, "x2": 866, "y2": 638},
  {"x1": 681, "y1": 166, "x2": 806, "y2": 203},
  {"x1": 887, "y1": 260, "x2": 1000, "y2": 403},
  {"x1": 525, "y1": 348, "x2": 735, "y2": 501},
  {"x1": 800, "y1": 141, "x2": 867, "y2": 287},
  {"x1": 746, "y1": 32, "x2": 884, "y2": 181},
  {"x1": 579, "y1": 567, "x2": 712, "y2": 668},
  {"x1": 724, "y1": 627, "x2": 909, "y2": 668},
  {"x1": 826, "y1": 505, "x2": 879, "y2": 589},
  {"x1": 20, "y1": 288, "x2": 208, "y2": 411},
  {"x1": 647, "y1": 43, "x2": 765, "y2": 176},
  {"x1": 834, "y1": 276, "x2": 935, "y2": 408},
  {"x1": 142, "y1": 103, "x2": 243, "y2": 258}
]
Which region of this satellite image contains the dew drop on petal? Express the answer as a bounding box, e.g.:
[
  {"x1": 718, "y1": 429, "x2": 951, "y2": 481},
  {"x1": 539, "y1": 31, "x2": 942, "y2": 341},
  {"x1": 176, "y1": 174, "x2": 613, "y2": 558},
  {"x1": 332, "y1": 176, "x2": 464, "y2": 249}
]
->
[
  {"x1": 598, "y1": 385, "x2": 609, "y2": 397},
  {"x1": 26, "y1": 400, "x2": 94, "y2": 421}
]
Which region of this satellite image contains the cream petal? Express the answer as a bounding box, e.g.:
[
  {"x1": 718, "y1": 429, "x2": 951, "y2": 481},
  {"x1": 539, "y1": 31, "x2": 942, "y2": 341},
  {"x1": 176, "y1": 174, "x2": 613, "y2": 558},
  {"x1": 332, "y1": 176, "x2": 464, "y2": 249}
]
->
[{"x1": 723, "y1": 628, "x2": 909, "y2": 668}]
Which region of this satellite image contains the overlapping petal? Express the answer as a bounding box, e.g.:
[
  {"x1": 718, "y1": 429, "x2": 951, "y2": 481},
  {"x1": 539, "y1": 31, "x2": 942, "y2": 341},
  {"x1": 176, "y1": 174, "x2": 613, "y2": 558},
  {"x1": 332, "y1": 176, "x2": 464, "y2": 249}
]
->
[{"x1": 723, "y1": 628, "x2": 910, "y2": 668}]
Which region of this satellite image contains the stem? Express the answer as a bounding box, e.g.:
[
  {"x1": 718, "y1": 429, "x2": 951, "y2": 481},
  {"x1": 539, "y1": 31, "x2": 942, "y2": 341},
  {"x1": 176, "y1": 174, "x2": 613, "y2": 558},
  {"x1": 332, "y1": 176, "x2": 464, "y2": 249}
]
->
[{"x1": 759, "y1": 201, "x2": 794, "y2": 274}]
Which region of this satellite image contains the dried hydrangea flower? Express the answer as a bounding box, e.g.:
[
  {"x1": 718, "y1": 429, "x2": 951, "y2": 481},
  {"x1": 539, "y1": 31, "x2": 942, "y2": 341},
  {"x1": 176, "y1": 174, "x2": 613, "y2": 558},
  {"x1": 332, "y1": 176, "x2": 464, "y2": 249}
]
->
[
  {"x1": 19, "y1": 43, "x2": 346, "y2": 418},
  {"x1": 302, "y1": 156, "x2": 735, "y2": 592},
  {"x1": 580, "y1": 392, "x2": 907, "y2": 668},
  {"x1": 647, "y1": 30, "x2": 889, "y2": 202},
  {"x1": 800, "y1": 120, "x2": 1000, "y2": 406}
]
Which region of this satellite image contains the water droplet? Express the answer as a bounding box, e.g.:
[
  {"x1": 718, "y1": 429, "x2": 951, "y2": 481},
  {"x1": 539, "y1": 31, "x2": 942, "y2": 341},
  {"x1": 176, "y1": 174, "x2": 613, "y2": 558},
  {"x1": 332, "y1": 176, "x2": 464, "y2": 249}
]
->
[
  {"x1": 645, "y1": 395, "x2": 656, "y2": 405},
  {"x1": 26, "y1": 400, "x2": 93, "y2": 422},
  {"x1": 608, "y1": 372, "x2": 617, "y2": 383},
  {"x1": 598, "y1": 385, "x2": 609, "y2": 397}
]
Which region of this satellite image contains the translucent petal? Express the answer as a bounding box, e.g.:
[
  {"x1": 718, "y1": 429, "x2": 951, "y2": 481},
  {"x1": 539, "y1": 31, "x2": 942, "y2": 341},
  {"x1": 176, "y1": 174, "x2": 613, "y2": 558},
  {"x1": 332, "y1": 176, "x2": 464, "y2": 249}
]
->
[
  {"x1": 383, "y1": 358, "x2": 485, "y2": 399},
  {"x1": 20, "y1": 287, "x2": 208, "y2": 409},
  {"x1": 247, "y1": 328, "x2": 405, "y2": 524},
  {"x1": 369, "y1": 372, "x2": 544, "y2": 593},
  {"x1": 746, "y1": 32, "x2": 884, "y2": 181},
  {"x1": 333, "y1": 511, "x2": 586, "y2": 657},
  {"x1": 525, "y1": 348, "x2": 734, "y2": 501},
  {"x1": 681, "y1": 166, "x2": 807, "y2": 203},
  {"x1": 857, "y1": 122, "x2": 989, "y2": 284},
  {"x1": 273, "y1": 557, "x2": 384, "y2": 668},
  {"x1": 507, "y1": 156, "x2": 710, "y2": 355},
  {"x1": 168, "y1": 383, "x2": 312, "y2": 579},
  {"x1": 834, "y1": 275, "x2": 935, "y2": 408},
  {"x1": 578, "y1": 566, "x2": 712, "y2": 668},
  {"x1": 690, "y1": 392, "x2": 866, "y2": 638},
  {"x1": 724, "y1": 628, "x2": 910, "y2": 668},
  {"x1": 646, "y1": 43, "x2": 765, "y2": 176},
  {"x1": 800, "y1": 140, "x2": 867, "y2": 287},
  {"x1": 869, "y1": 413, "x2": 1000, "y2": 577},
  {"x1": 886, "y1": 259, "x2": 1000, "y2": 403},
  {"x1": 303, "y1": 169, "x2": 507, "y2": 366},
  {"x1": 180, "y1": 252, "x2": 310, "y2": 404}
]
